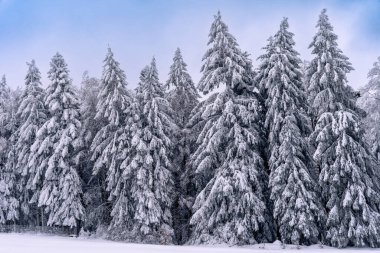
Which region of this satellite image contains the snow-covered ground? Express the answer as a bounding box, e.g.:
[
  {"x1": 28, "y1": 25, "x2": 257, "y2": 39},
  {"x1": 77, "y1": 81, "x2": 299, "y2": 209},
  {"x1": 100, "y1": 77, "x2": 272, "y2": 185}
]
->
[{"x1": 0, "y1": 233, "x2": 379, "y2": 253}]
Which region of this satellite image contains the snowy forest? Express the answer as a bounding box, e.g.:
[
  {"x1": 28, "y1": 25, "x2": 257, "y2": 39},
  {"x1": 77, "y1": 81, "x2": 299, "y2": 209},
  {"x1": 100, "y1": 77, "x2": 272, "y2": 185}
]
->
[{"x1": 1, "y1": 9, "x2": 380, "y2": 249}]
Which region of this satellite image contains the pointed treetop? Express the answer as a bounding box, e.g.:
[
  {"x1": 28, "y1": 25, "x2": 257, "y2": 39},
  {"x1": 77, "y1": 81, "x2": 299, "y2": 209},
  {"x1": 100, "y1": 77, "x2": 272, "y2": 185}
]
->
[
  {"x1": 198, "y1": 11, "x2": 250, "y2": 94},
  {"x1": 28, "y1": 59, "x2": 36, "y2": 67},
  {"x1": 150, "y1": 57, "x2": 157, "y2": 70},
  {"x1": 1, "y1": 75, "x2": 6, "y2": 85},
  {"x1": 0, "y1": 75, "x2": 9, "y2": 93},
  {"x1": 359, "y1": 57, "x2": 380, "y2": 93},
  {"x1": 368, "y1": 57, "x2": 380, "y2": 79},
  {"x1": 104, "y1": 47, "x2": 121, "y2": 66},
  {"x1": 316, "y1": 9, "x2": 333, "y2": 31},
  {"x1": 307, "y1": 8, "x2": 354, "y2": 116},
  {"x1": 175, "y1": 47, "x2": 181, "y2": 56},
  {"x1": 319, "y1": 8, "x2": 328, "y2": 19},
  {"x1": 137, "y1": 57, "x2": 164, "y2": 97},
  {"x1": 107, "y1": 47, "x2": 113, "y2": 57},
  {"x1": 0, "y1": 75, "x2": 9, "y2": 101},
  {"x1": 102, "y1": 47, "x2": 126, "y2": 79},
  {"x1": 167, "y1": 48, "x2": 198, "y2": 87},
  {"x1": 172, "y1": 47, "x2": 184, "y2": 67},
  {"x1": 214, "y1": 10, "x2": 222, "y2": 22},
  {"x1": 95, "y1": 47, "x2": 131, "y2": 126},
  {"x1": 273, "y1": 17, "x2": 297, "y2": 54},
  {"x1": 207, "y1": 11, "x2": 237, "y2": 46},
  {"x1": 25, "y1": 60, "x2": 42, "y2": 88},
  {"x1": 166, "y1": 47, "x2": 197, "y2": 94},
  {"x1": 279, "y1": 17, "x2": 289, "y2": 36},
  {"x1": 101, "y1": 47, "x2": 128, "y2": 89},
  {"x1": 148, "y1": 57, "x2": 160, "y2": 83},
  {"x1": 166, "y1": 47, "x2": 199, "y2": 127},
  {"x1": 53, "y1": 52, "x2": 64, "y2": 60},
  {"x1": 280, "y1": 17, "x2": 289, "y2": 30},
  {"x1": 309, "y1": 9, "x2": 338, "y2": 52},
  {"x1": 48, "y1": 53, "x2": 70, "y2": 84},
  {"x1": 49, "y1": 52, "x2": 68, "y2": 69},
  {"x1": 276, "y1": 17, "x2": 292, "y2": 38}
]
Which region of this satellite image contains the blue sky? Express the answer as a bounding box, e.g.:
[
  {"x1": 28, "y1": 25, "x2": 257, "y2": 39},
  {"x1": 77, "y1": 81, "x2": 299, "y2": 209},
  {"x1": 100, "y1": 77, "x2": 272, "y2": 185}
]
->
[{"x1": 0, "y1": 0, "x2": 379, "y2": 90}]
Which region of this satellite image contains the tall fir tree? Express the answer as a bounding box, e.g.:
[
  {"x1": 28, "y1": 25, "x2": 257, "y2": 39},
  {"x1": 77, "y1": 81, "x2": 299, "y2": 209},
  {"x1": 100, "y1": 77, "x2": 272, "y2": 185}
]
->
[
  {"x1": 29, "y1": 53, "x2": 84, "y2": 228},
  {"x1": 0, "y1": 76, "x2": 8, "y2": 148},
  {"x1": 0, "y1": 75, "x2": 11, "y2": 143},
  {"x1": 357, "y1": 57, "x2": 380, "y2": 160},
  {"x1": 109, "y1": 58, "x2": 177, "y2": 244},
  {"x1": 255, "y1": 36, "x2": 276, "y2": 100},
  {"x1": 307, "y1": 9, "x2": 380, "y2": 248},
  {"x1": 258, "y1": 18, "x2": 324, "y2": 245},
  {"x1": 6, "y1": 60, "x2": 46, "y2": 225},
  {"x1": 76, "y1": 72, "x2": 105, "y2": 232},
  {"x1": 198, "y1": 11, "x2": 250, "y2": 95},
  {"x1": 0, "y1": 75, "x2": 19, "y2": 224},
  {"x1": 188, "y1": 12, "x2": 273, "y2": 245},
  {"x1": 166, "y1": 48, "x2": 199, "y2": 127},
  {"x1": 165, "y1": 48, "x2": 199, "y2": 243},
  {"x1": 90, "y1": 48, "x2": 134, "y2": 231}
]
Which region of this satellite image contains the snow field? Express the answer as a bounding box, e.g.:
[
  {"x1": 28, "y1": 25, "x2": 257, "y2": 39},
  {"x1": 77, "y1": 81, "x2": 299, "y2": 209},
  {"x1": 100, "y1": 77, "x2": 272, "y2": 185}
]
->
[{"x1": 0, "y1": 233, "x2": 378, "y2": 253}]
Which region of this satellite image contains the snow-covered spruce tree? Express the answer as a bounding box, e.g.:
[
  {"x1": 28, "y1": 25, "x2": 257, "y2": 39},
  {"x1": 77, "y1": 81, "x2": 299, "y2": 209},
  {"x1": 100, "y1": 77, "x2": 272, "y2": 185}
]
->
[
  {"x1": 0, "y1": 75, "x2": 19, "y2": 224},
  {"x1": 307, "y1": 9, "x2": 356, "y2": 127},
  {"x1": 188, "y1": 12, "x2": 273, "y2": 245},
  {"x1": 259, "y1": 18, "x2": 324, "y2": 245},
  {"x1": 166, "y1": 48, "x2": 199, "y2": 127},
  {"x1": 78, "y1": 72, "x2": 101, "y2": 175},
  {"x1": 5, "y1": 60, "x2": 46, "y2": 226},
  {"x1": 29, "y1": 53, "x2": 84, "y2": 228},
  {"x1": 76, "y1": 72, "x2": 105, "y2": 232},
  {"x1": 111, "y1": 59, "x2": 177, "y2": 244},
  {"x1": 90, "y1": 48, "x2": 134, "y2": 233},
  {"x1": 109, "y1": 58, "x2": 177, "y2": 243},
  {"x1": 255, "y1": 36, "x2": 276, "y2": 100},
  {"x1": 165, "y1": 48, "x2": 199, "y2": 244},
  {"x1": 0, "y1": 75, "x2": 11, "y2": 140},
  {"x1": 357, "y1": 57, "x2": 380, "y2": 159},
  {"x1": 307, "y1": 9, "x2": 380, "y2": 248},
  {"x1": 198, "y1": 11, "x2": 252, "y2": 95},
  {"x1": 79, "y1": 72, "x2": 100, "y2": 160}
]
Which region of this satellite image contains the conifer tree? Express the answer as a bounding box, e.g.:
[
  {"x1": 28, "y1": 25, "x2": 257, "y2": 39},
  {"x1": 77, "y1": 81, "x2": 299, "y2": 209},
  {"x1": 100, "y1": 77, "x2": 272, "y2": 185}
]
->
[
  {"x1": 78, "y1": 72, "x2": 100, "y2": 178},
  {"x1": 255, "y1": 36, "x2": 276, "y2": 100},
  {"x1": 165, "y1": 48, "x2": 199, "y2": 243},
  {"x1": 198, "y1": 11, "x2": 250, "y2": 95},
  {"x1": 6, "y1": 60, "x2": 46, "y2": 225},
  {"x1": 90, "y1": 48, "x2": 134, "y2": 213},
  {"x1": 77, "y1": 72, "x2": 105, "y2": 231},
  {"x1": 0, "y1": 75, "x2": 11, "y2": 139},
  {"x1": 307, "y1": 9, "x2": 380, "y2": 248},
  {"x1": 79, "y1": 72, "x2": 100, "y2": 166},
  {"x1": 106, "y1": 80, "x2": 140, "y2": 241},
  {"x1": 0, "y1": 75, "x2": 19, "y2": 224},
  {"x1": 110, "y1": 58, "x2": 177, "y2": 243},
  {"x1": 259, "y1": 18, "x2": 324, "y2": 245},
  {"x1": 166, "y1": 48, "x2": 199, "y2": 127},
  {"x1": 30, "y1": 53, "x2": 84, "y2": 228},
  {"x1": 188, "y1": 12, "x2": 273, "y2": 245},
  {"x1": 357, "y1": 57, "x2": 380, "y2": 159}
]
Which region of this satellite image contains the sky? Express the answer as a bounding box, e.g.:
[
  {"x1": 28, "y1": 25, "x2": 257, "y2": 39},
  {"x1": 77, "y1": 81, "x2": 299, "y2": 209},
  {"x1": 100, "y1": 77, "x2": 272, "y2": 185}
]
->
[{"x1": 0, "y1": 0, "x2": 379, "y2": 90}]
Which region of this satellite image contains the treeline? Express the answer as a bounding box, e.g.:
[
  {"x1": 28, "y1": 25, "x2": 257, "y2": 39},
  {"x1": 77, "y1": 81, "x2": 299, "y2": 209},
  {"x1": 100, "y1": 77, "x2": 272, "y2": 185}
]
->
[{"x1": 0, "y1": 9, "x2": 380, "y2": 248}]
